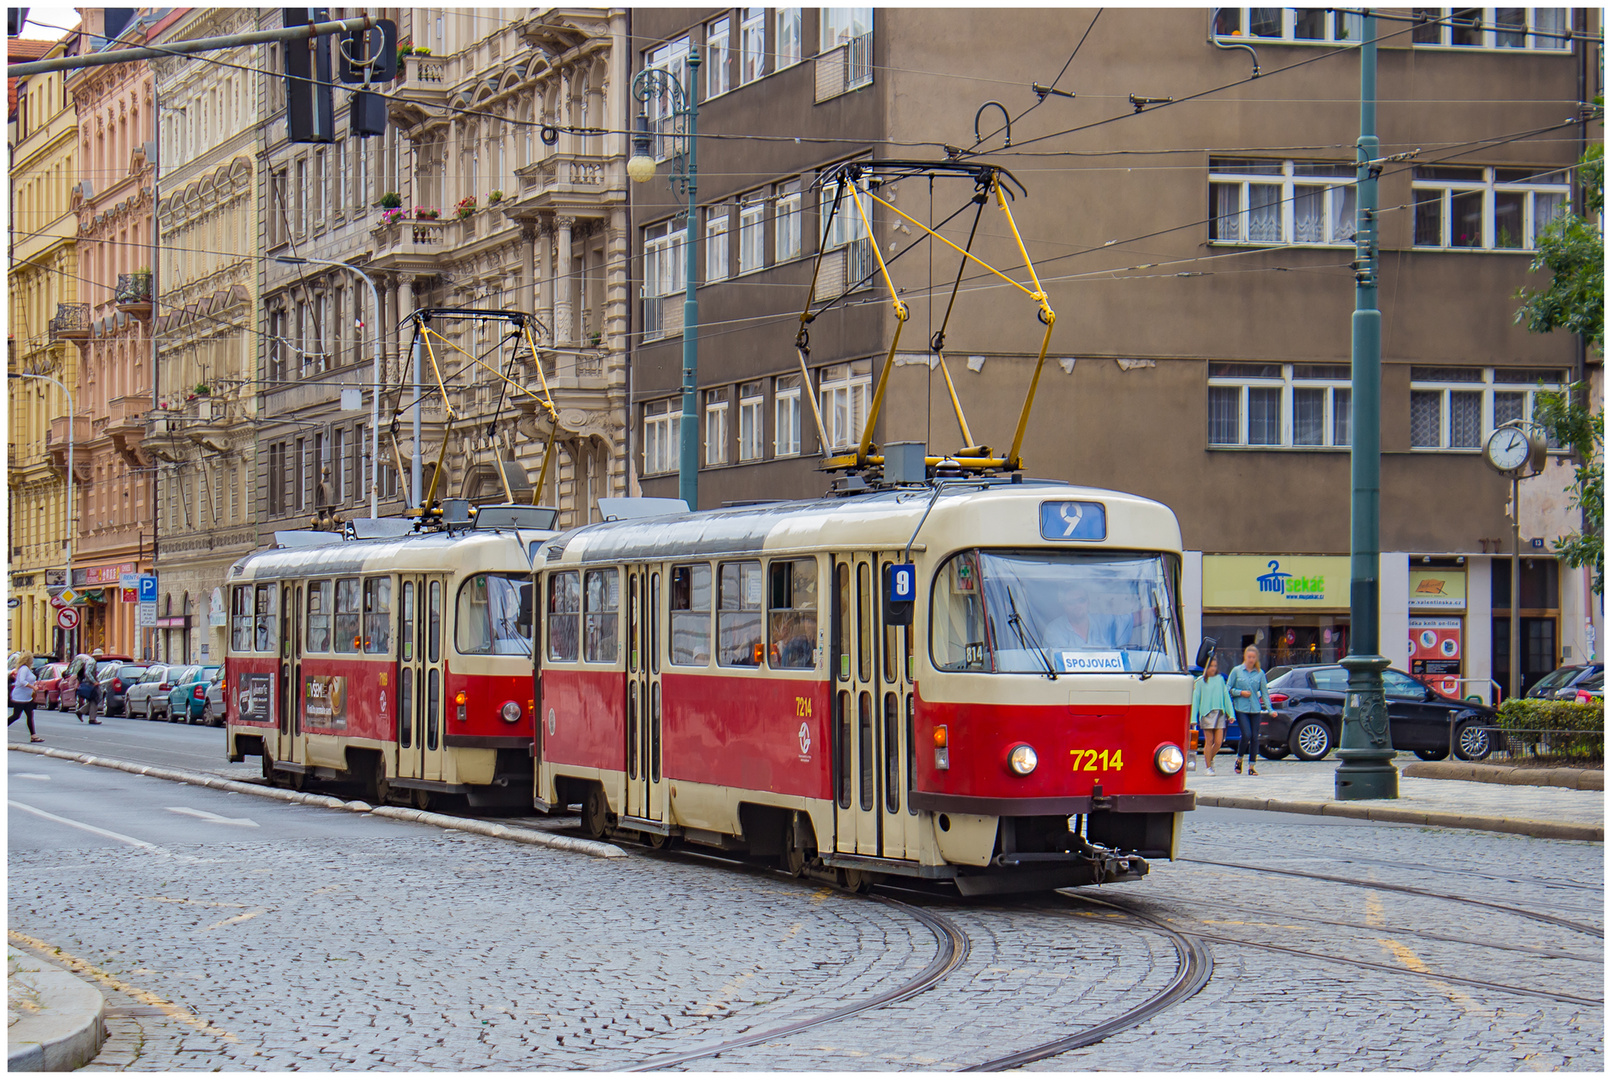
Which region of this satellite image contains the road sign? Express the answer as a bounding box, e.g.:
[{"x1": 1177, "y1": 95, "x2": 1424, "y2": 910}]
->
[
  {"x1": 138, "y1": 576, "x2": 158, "y2": 603},
  {"x1": 119, "y1": 573, "x2": 139, "y2": 591},
  {"x1": 137, "y1": 601, "x2": 157, "y2": 628},
  {"x1": 56, "y1": 607, "x2": 80, "y2": 631},
  {"x1": 57, "y1": 588, "x2": 78, "y2": 606},
  {"x1": 6, "y1": 597, "x2": 19, "y2": 609}
]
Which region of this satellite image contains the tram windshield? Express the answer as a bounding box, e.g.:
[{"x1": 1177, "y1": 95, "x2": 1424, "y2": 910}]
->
[
  {"x1": 931, "y1": 549, "x2": 1184, "y2": 675},
  {"x1": 456, "y1": 573, "x2": 536, "y2": 655}
]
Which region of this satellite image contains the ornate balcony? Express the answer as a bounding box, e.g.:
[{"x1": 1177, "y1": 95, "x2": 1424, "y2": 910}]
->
[
  {"x1": 113, "y1": 270, "x2": 154, "y2": 319},
  {"x1": 45, "y1": 415, "x2": 92, "y2": 478},
  {"x1": 48, "y1": 302, "x2": 90, "y2": 343},
  {"x1": 509, "y1": 153, "x2": 623, "y2": 217},
  {"x1": 107, "y1": 394, "x2": 150, "y2": 468}
]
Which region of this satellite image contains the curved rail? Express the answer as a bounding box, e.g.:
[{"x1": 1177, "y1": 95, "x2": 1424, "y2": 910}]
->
[
  {"x1": 625, "y1": 896, "x2": 968, "y2": 1071},
  {"x1": 965, "y1": 893, "x2": 1213, "y2": 1071},
  {"x1": 1184, "y1": 858, "x2": 1604, "y2": 938}
]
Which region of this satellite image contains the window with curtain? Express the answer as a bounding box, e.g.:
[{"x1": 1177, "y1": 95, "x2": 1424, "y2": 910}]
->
[{"x1": 1210, "y1": 159, "x2": 1355, "y2": 245}]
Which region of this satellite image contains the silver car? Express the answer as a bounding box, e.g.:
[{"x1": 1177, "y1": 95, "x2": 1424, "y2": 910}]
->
[
  {"x1": 125, "y1": 665, "x2": 175, "y2": 719},
  {"x1": 205, "y1": 677, "x2": 225, "y2": 726}
]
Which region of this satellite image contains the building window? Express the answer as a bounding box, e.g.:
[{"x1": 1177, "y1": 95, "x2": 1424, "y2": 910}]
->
[
  {"x1": 738, "y1": 193, "x2": 767, "y2": 274},
  {"x1": 1409, "y1": 7, "x2": 1569, "y2": 49},
  {"x1": 740, "y1": 7, "x2": 766, "y2": 85},
  {"x1": 704, "y1": 387, "x2": 729, "y2": 466},
  {"x1": 1410, "y1": 367, "x2": 1566, "y2": 450},
  {"x1": 775, "y1": 179, "x2": 802, "y2": 263},
  {"x1": 644, "y1": 399, "x2": 681, "y2": 475},
  {"x1": 705, "y1": 206, "x2": 729, "y2": 284},
  {"x1": 738, "y1": 381, "x2": 765, "y2": 462},
  {"x1": 775, "y1": 7, "x2": 803, "y2": 69},
  {"x1": 1208, "y1": 363, "x2": 1352, "y2": 449},
  {"x1": 820, "y1": 361, "x2": 871, "y2": 451},
  {"x1": 332, "y1": 428, "x2": 346, "y2": 504},
  {"x1": 643, "y1": 218, "x2": 687, "y2": 340},
  {"x1": 706, "y1": 16, "x2": 731, "y2": 99},
  {"x1": 1209, "y1": 160, "x2": 1356, "y2": 246},
  {"x1": 1412, "y1": 166, "x2": 1570, "y2": 250},
  {"x1": 1212, "y1": 7, "x2": 1363, "y2": 43},
  {"x1": 775, "y1": 374, "x2": 802, "y2": 457},
  {"x1": 644, "y1": 37, "x2": 692, "y2": 160}
]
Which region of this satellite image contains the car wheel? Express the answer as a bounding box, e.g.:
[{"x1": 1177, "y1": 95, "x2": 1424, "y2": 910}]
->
[
  {"x1": 1260, "y1": 744, "x2": 1290, "y2": 760},
  {"x1": 1289, "y1": 718, "x2": 1335, "y2": 761},
  {"x1": 1453, "y1": 720, "x2": 1493, "y2": 761},
  {"x1": 1414, "y1": 747, "x2": 1450, "y2": 761}
]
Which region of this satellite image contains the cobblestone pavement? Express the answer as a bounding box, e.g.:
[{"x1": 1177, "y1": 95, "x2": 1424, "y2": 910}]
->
[{"x1": 9, "y1": 758, "x2": 1603, "y2": 1070}]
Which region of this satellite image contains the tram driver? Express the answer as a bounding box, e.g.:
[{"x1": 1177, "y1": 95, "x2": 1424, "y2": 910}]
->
[{"x1": 1043, "y1": 582, "x2": 1138, "y2": 651}]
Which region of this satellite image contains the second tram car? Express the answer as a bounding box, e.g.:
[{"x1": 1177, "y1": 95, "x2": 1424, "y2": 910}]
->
[
  {"x1": 224, "y1": 506, "x2": 554, "y2": 807},
  {"x1": 535, "y1": 479, "x2": 1195, "y2": 894}
]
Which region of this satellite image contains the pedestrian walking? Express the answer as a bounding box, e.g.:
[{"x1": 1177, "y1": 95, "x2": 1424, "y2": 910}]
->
[
  {"x1": 68, "y1": 648, "x2": 104, "y2": 724},
  {"x1": 1225, "y1": 644, "x2": 1272, "y2": 775},
  {"x1": 10, "y1": 652, "x2": 43, "y2": 742},
  {"x1": 1190, "y1": 654, "x2": 1235, "y2": 775}
]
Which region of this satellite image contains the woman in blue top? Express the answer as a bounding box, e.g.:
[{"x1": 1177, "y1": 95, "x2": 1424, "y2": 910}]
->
[
  {"x1": 1190, "y1": 654, "x2": 1235, "y2": 775},
  {"x1": 1224, "y1": 644, "x2": 1273, "y2": 775}
]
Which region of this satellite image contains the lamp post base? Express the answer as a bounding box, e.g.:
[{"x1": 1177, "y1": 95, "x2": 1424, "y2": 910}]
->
[{"x1": 1334, "y1": 652, "x2": 1399, "y2": 800}]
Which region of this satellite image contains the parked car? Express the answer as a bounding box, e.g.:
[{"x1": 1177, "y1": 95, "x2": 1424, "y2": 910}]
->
[
  {"x1": 1572, "y1": 670, "x2": 1603, "y2": 705},
  {"x1": 148, "y1": 665, "x2": 202, "y2": 722},
  {"x1": 204, "y1": 677, "x2": 225, "y2": 726},
  {"x1": 1255, "y1": 665, "x2": 1498, "y2": 762},
  {"x1": 97, "y1": 663, "x2": 150, "y2": 717},
  {"x1": 165, "y1": 665, "x2": 221, "y2": 724},
  {"x1": 32, "y1": 663, "x2": 71, "y2": 709},
  {"x1": 125, "y1": 665, "x2": 179, "y2": 719},
  {"x1": 1526, "y1": 662, "x2": 1605, "y2": 701}
]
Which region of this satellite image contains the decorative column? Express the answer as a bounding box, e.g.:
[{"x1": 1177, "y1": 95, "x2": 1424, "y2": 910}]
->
[
  {"x1": 554, "y1": 215, "x2": 575, "y2": 346},
  {"x1": 538, "y1": 217, "x2": 554, "y2": 344},
  {"x1": 520, "y1": 223, "x2": 537, "y2": 315}
]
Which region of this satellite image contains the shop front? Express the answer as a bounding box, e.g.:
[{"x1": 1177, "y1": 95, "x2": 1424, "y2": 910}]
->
[
  {"x1": 1407, "y1": 563, "x2": 1469, "y2": 699},
  {"x1": 1201, "y1": 555, "x2": 1351, "y2": 675},
  {"x1": 72, "y1": 561, "x2": 141, "y2": 657}
]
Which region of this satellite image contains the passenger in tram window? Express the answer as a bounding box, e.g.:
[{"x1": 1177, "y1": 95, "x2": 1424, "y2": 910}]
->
[
  {"x1": 1043, "y1": 583, "x2": 1136, "y2": 651},
  {"x1": 769, "y1": 612, "x2": 817, "y2": 669}
]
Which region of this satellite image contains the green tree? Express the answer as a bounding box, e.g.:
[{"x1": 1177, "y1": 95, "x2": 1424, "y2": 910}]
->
[{"x1": 1515, "y1": 138, "x2": 1604, "y2": 595}]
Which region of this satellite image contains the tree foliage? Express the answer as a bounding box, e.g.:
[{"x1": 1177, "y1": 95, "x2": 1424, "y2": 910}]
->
[{"x1": 1534, "y1": 384, "x2": 1603, "y2": 595}]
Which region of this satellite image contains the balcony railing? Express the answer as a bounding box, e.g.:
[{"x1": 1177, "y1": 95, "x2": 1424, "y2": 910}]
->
[
  {"x1": 815, "y1": 32, "x2": 873, "y2": 102},
  {"x1": 47, "y1": 302, "x2": 90, "y2": 342},
  {"x1": 114, "y1": 270, "x2": 153, "y2": 305}
]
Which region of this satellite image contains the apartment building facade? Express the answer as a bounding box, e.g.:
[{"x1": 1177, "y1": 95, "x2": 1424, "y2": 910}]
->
[{"x1": 630, "y1": 6, "x2": 1603, "y2": 698}]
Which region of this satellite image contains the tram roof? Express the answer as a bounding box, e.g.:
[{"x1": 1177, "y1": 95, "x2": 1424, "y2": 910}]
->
[
  {"x1": 227, "y1": 527, "x2": 547, "y2": 583},
  {"x1": 541, "y1": 480, "x2": 1182, "y2": 566}
]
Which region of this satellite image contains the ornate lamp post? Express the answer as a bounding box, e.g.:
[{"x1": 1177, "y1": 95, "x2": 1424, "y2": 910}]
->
[{"x1": 627, "y1": 50, "x2": 701, "y2": 511}]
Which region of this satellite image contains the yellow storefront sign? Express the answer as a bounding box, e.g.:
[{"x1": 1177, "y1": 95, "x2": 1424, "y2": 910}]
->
[
  {"x1": 1203, "y1": 555, "x2": 1352, "y2": 609},
  {"x1": 1408, "y1": 568, "x2": 1466, "y2": 609}
]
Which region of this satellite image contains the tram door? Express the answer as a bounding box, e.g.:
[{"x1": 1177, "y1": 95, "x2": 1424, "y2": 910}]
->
[
  {"x1": 275, "y1": 582, "x2": 304, "y2": 768},
  {"x1": 625, "y1": 569, "x2": 667, "y2": 824},
  {"x1": 829, "y1": 555, "x2": 880, "y2": 856},
  {"x1": 877, "y1": 555, "x2": 921, "y2": 861},
  {"x1": 397, "y1": 576, "x2": 447, "y2": 784}
]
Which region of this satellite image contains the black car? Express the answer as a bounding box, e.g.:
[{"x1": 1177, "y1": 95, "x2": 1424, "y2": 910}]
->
[
  {"x1": 97, "y1": 662, "x2": 150, "y2": 717},
  {"x1": 1263, "y1": 665, "x2": 1496, "y2": 761},
  {"x1": 1526, "y1": 663, "x2": 1605, "y2": 701}
]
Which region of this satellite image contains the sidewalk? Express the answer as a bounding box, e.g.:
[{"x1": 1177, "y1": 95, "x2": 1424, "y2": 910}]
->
[
  {"x1": 8, "y1": 948, "x2": 105, "y2": 1072},
  {"x1": 1187, "y1": 753, "x2": 1603, "y2": 841}
]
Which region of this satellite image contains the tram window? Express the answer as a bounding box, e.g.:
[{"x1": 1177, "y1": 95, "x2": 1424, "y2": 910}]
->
[
  {"x1": 363, "y1": 577, "x2": 392, "y2": 654},
  {"x1": 400, "y1": 581, "x2": 416, "y2": 662},
  {"x1": 334, "y1": 577, "x2": 362, "y2": 653},
  {"x1": 650, "y1": 573, "x2": 662, "y2": 674},
  {"x1": 650, "y1": 682, "x2": 662, "y2": 782},
  {"x1": 306, "y1": 580, "x2": 332, "y2": 653},
  {"x1": 858, "y1": 691, "x2": 874, "y2": 811},
  {"x1": 255, "y1": 584, "x2": 278, "y2": 654},
  {"x1": 836, "y1": 690, "x2": 852, "y2": 809},
  {"x1": 768, "y1": 559, "x2": 818, "y2": 670},
  {"x1": 231, "y1": 586, "x2": 254, "y2": 652},
  {"x1": 669, "y1": 563, "x2": 712, "y2": 666},
  {"x1": 459, "y1": 574, "x2": 536, "y2": 655},
  {"x1": 628, "y1": 574, "x2": 640, "y2": 673},
  {"x1": 428, "y1": 581, "x2": 442, "y2": 664},
  {"x1": 856, "y1": 562, "x2": 873, "y2": 682},
  {"x1": 905, "y1": 693, "x2": 917, "y2": 815},
  {"x1": 717, "y1": 560, "x2": 763, "y2": 667},
  {"x1": 627, "y1": 691, "x2": 639, "y2": 779},
  {"x1": 426, "y1": 668, "x2": 440, "y2": 750},
  {"x1": 883, "y1": 692, "x2": 900, "y2": 813},
  {"x1": 584, "y1": 568, "x2": 620, "y2": 663},
  {"x1": 399, "y1": 666, "x2": 413, "y2": 748},
  {"x1": 833, "y1": 562, "x2": 851, "y2": 682},
  {"x1": 546, "y1": 571, "x2": 580, "y2": 662},
  {"x1": 882, "y1": 561, "x2": 899, "y2": 683}
]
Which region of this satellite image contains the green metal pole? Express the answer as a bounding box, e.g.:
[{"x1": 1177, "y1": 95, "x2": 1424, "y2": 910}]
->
[
  {"x1": 677, "y1": 52, "x2": 702, "y2": 511},
  {"x1": 1337, "y1": 12, "x2": 1398, "y2": 800}
]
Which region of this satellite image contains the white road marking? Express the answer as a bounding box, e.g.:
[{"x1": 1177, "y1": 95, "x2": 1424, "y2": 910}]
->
[
  {"x1": 15, "y1": 773, "x2": 51, "y2": 780},
  {"x1": 165, "y1": 807, "x2": 260, "y2": 828},
  {"x1": 9, "y1": 799, "x2": 178, "y2": 856}
]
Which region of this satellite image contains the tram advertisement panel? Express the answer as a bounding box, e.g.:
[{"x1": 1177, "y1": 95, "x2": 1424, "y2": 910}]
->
[
  {"x1": 238, "y1": 672, "x2": 275, "y2": 725},
  {"x1": 303, "y1": 674, "x2": 349, "y2": 730}
]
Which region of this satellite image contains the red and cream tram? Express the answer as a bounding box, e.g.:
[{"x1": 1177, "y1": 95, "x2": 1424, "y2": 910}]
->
[
  {"x1": 536, "y1": 479, "x2": 1195, "y2": 894},
  {"x1": 224, "y1": 505, "x2": 554, "y2": 807}
]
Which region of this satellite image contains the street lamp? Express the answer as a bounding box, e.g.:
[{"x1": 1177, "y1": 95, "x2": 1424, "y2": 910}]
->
[
  {"x1": 629, "y1": 50, "x2": 701, "y2": 511},
  {"x1": 10, "y1": 371, "x2": 75, "y2": 648},
  {"x1": 274, "y1": 255, "x2": 384, "y2": 519}
]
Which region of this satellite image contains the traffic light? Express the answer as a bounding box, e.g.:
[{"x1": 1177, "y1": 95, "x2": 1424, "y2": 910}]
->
[
  {"x1": 338, "y1": 19, "x2": 397, "y2": 83},
  {"x1": 351, "y1": 91, "x2": 386, "y2": 137},
  {"x1": 8, "y1": 9, "x2": 29, "y2": 36},
  {"x1": 283, "y1": 8, "x2": 335, "y2": 143}
]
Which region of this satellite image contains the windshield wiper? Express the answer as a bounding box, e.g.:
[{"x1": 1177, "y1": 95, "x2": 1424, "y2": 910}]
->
[
  {"x1": 1005, "y1": 586, "x2": 1058, "y2": 681},
  {"x1": 1137, "y1": 585, "x2": 1169, "y2": 680}
]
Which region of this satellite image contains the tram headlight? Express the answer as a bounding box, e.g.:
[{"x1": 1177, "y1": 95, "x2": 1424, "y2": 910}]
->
[
  {"x1": 1007, "y1": 744, "x2": 1038, "y2": 776},
  {"x1": 1154, "y1": 743, "x2": 1185, "y2": 775},
  {"x1": 500, "y1": 700, "x2": 522, "y2": 724}
]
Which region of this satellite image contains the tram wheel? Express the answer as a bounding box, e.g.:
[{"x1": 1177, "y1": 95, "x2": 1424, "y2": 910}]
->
[
  {"x1": 580, "y1": 785, "x2": 610, "y2": 840},
  {"x1": 413, "y1": 787, "x2": 433, "y2": 812},
  {"x1": 781, "y1": 814, "x2": 815, "y2": 877},
  {"x1": 842, "y1": 869, "x2": 875, "y2": 894},
  {"x1": 260, "y1": 750, "x2": 276, "y2": 785},
  {"x1": 371, "y1": 758, "x2": 392, "y2": 805}
]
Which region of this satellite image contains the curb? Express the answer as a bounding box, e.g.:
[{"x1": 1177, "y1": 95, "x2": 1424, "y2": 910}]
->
[
  {"x1": 7, "y1": 950, "x2": 106, "y2": 1072},
  {"x1": 1401, "y1": 760, "x2": 1604, "y2": 791},
  {"x1": 8, "y1": 743, "x2": 627, "y2": 859},
  {"x1": 1195, "y1": 793, "x2": 1603, "y2": 842}
]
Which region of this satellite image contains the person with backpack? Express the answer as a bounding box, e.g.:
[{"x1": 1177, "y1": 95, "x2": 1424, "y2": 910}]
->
[{"x1": 68, "y1": 648, "x2": 104, "y2": 724}]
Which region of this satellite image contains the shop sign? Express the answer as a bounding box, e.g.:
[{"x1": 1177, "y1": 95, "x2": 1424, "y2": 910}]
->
[
  {"x1": 1408, "y1": 616, "x2": 1462, "y2": 697},
  {"x1": 45, "y1": 569, "x2": 66, "y2": 587},
  {"x1": 1202, "y1": 556, "x2": 1351, "y2": 609},
  {"x1": 72, "y1": 562, "x2": 136, "y2": 586},
  {"x1": 1408, "y1": 568, "x2": 1465, "y2": 609}
]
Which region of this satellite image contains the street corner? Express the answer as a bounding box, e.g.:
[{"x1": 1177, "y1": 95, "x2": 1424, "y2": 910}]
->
[{"x1": 7, "y1": 947, "x2": 107, "y2": 1072}]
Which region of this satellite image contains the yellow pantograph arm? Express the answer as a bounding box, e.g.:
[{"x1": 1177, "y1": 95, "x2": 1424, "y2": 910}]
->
[
  {"x1": 419, "y1": 325, "x2": 457, "y2": 420},
  {"x1": 858, "y1": 184, "x2": 1040, "y2": 302},
  {"x1": 422, "y1": 323, "x2": 550, "y2": 407}
]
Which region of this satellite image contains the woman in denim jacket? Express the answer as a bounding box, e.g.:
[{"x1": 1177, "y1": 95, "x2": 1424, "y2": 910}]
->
[{"x1": 1225, "y1": 644, "x2": 1272, "y2": 775}]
